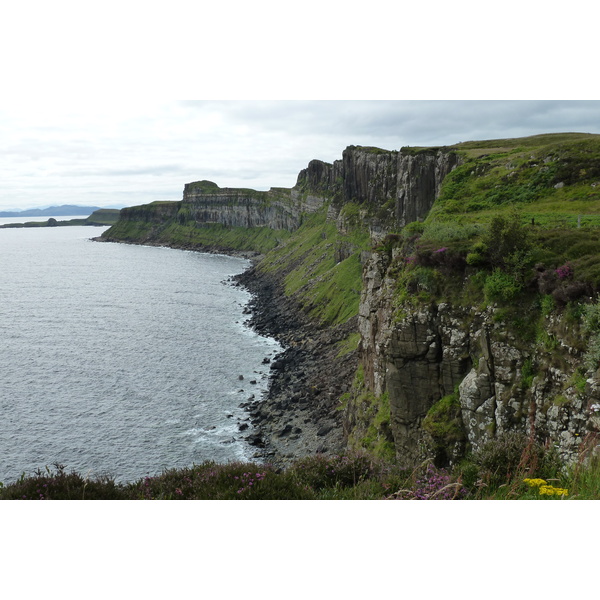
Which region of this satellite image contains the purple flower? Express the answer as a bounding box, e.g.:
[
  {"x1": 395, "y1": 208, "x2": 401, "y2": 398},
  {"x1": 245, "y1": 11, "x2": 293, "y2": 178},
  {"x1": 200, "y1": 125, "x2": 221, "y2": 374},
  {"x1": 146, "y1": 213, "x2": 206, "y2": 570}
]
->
[{"x1": 556, "y1": 263, "x2": 573, "y2": 280}]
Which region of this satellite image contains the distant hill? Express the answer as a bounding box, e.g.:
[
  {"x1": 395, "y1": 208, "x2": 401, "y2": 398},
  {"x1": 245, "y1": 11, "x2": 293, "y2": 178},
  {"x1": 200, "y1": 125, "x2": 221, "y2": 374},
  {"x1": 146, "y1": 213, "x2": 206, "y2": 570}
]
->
[
  {"x1": 0, "y1": 209, "x2": 121, "y2": 229},
  {"x1": 0, "y1": 205, "x2": 104, "y2": 217}
]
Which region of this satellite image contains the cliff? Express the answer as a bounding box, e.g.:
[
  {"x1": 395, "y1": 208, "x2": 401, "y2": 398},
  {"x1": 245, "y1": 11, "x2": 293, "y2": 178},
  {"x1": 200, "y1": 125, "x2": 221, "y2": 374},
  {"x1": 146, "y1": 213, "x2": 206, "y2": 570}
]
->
[
  {"x1": 102, "y1": 145, "x2": 460, "y2": 252},
  {"x1": 100, "y1": 133, "x2": 600, "y2": 472},
  {"x1": 354, "y1": 249, "x2": 595, "y2": 468}
]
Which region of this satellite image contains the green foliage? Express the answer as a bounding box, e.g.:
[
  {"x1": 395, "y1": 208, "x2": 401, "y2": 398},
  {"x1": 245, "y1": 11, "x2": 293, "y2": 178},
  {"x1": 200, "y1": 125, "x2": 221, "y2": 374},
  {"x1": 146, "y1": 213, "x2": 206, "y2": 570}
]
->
[
  {"x1": 260, "y1": 207, "x2": 370, "y2": 325},
  {"x1": 422, "y1": 391, "x2": 465, "y2": 461},
  {"x1": 584, "y1": 335, "x2": 600, "y2": 372},
  {"x1": 124, "y1": 462, "x2": 314, "y2": 500},
  {"x1": 581, "y1": 298, "x2": 600, "y2": 372},
  {"x1": 336, "y1": 332, "x2": 361, "y2": 357},
  {"x1": 288, "y1": 452, "x2": 376, "y2": 491},
  {"x1": 7, "y1": 444, "x2": 600, "y2": 499},
  {"x1": 540, "y1": 294, "x2": 555, "y2": 316},
  {"x1": 484, "y1": 210, "x2": 532, "y2": 270},
  {"x1": 402, "y1": 220, "x2": 425, "y2": 237},
  {"x1": 420, "y1": 221, "x2": 484, "y2": 244},
  {"x1": 521, "y1": 359, "x2": 535, "y2": 389},
  {"x1": 0, "y1": 463, "x2": 126, "y2": 500},
  {"x1": 582, "y1": 299, "x2": 600, "y2": 333},
  {"x1": 484, "y1": 269, "x2": 522, "y2": 303},
  {"x1": 465, "y1": 432, "x2": 563, "y2": 494}
]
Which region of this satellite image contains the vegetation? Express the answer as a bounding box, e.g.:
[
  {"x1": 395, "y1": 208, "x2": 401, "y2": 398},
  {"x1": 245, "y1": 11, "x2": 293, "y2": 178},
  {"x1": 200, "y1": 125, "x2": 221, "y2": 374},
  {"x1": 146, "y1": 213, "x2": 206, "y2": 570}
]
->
[
  {"x1": 4, "y1": 431, "x2": 600, "y2": 499},
  {"x1": 258, "y1": 207, "x2": 370, "y2": 325}
]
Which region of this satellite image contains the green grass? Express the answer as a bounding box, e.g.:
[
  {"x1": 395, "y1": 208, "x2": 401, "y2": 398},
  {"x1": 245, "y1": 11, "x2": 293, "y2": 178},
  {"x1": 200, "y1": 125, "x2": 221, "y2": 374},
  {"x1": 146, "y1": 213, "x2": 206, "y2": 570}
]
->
[
  {"x1": 429, "y1": 132, "x2": 600, "y2": 223},
  {"x1": 259, "y1": 207, "x2": 370, "y2": 325},
  {"x1": 103, "y1": 212, "x2": 291, "y2": 254}
]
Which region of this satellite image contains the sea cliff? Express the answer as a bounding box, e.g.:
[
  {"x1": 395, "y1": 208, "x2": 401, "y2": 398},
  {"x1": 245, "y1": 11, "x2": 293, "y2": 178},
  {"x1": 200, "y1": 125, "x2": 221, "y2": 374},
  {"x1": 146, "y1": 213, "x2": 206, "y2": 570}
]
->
[{"x1": 100, "y1": 133, "x2": 600, "y2": 470}]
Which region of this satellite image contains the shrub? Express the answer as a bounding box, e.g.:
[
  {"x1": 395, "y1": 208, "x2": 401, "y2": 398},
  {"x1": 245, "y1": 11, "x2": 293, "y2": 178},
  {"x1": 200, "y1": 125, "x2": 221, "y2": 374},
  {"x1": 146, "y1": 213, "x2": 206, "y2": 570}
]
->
[
  {"x1": 389, "y1": 463, "x2": 466, "y2": 500},
  {"x1": 288, "y1": 452, "x2": 376, "y2": 491},
  {"x1": 484, "y1": 269, "x2": 522, "y2": 303},
  {"x1": 472, "y1": 432, "x2": 561, "y2": 490},
  {"x1": 0, "y1": 463, "x2": 127, "y2": 500},
  {"x1": 124, "y1": 462, "x2": 316, "y2": 500},
  {"x1": 485, "y1": 211, "x2": 531, "y2": 269},
  {"x1": 422, "y1": 391, "x2": 465, "y2": 466}
]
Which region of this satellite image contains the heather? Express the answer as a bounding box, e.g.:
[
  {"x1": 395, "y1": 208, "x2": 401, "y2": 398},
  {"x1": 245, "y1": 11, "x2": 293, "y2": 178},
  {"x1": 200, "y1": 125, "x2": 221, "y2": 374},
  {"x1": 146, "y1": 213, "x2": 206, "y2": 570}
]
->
[{"x1": 3, "y1": 437, "x2": 600, "y2": 499}]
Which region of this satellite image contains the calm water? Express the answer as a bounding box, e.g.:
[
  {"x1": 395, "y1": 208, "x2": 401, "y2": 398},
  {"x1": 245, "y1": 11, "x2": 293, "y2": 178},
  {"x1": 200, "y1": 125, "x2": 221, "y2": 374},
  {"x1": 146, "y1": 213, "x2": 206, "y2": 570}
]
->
[{"x1": 0, "y1": 226, "x2": 281, "y2": 484}]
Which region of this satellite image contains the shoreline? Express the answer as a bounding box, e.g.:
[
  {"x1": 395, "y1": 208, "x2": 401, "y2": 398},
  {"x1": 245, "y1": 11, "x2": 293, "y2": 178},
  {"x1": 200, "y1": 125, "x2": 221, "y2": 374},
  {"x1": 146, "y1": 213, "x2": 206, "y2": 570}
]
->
[{"x1": 95, "y1": 235, "x2": 356, "y2": 467}]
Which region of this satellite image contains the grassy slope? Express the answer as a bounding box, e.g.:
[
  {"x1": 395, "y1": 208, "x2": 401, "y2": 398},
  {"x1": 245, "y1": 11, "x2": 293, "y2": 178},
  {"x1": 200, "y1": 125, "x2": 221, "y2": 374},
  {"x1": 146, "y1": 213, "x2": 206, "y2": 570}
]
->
[
  {"x1": 413, "y1": 132, "x2": 600, "y2": 291},
  {"x1": 431, "y1": 132, "x2": 600, "y2": 224},
  {"x1": 103, "y1": 211, "x2": 291, "y2": 254},
  {"x1": 257, "y1": 207, "x2": 370, "y2": 326}
]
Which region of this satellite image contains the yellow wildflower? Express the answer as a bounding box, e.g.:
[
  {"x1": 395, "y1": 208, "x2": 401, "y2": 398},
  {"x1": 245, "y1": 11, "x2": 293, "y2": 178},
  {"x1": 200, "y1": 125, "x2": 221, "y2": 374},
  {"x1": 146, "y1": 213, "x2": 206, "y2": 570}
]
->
[
  {"x1": 523, "y1": 478, "x2": 547, "y2": 487},
  {"x1": 539, "y1": 484, "x2": 569, "y2": 497}
]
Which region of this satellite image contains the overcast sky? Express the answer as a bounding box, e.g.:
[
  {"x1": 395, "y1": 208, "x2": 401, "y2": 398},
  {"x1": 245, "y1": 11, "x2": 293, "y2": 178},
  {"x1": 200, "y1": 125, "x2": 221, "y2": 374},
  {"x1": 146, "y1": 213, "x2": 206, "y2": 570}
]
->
[
  {"x1": 1, "y1": 100, "x2": 599, "y2": 212},
  {"x1": 1, "y1": 1, "x2": 598, "y2": 214}
]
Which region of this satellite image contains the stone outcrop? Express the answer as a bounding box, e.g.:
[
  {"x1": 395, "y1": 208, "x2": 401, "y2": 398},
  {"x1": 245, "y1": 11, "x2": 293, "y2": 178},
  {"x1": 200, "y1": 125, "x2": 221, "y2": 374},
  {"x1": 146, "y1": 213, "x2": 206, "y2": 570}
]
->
[
  {"x1": 296, "y1": 146, "x2": 461, "y2": 232},
  {"x1": 182, "y1": 181, "x2": 321, "y2": 231},
  {"x1": 104, "y1": 145, "x2": 462, "y2": 252},
  {"x1": 357, "y1": 249, "x2": 599, "y2": 468}
]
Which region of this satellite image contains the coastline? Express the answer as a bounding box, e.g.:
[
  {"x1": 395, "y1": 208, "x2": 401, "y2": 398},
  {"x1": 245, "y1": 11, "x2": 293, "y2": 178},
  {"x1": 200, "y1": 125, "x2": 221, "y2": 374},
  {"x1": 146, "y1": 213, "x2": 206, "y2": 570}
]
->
[
  {"x1": 233, "y1": 262, "x2": 357, "y2": 468},
  {"x1": 94, "y1": 236, "x2": 356, "y2": 466}
]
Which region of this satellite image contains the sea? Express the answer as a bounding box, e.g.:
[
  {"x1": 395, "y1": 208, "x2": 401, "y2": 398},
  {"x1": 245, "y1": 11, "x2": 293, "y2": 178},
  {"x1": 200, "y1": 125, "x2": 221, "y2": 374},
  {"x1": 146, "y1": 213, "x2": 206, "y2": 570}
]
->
[{"x1": 0, "y1": 217, "x2": 281, "y2": 484}]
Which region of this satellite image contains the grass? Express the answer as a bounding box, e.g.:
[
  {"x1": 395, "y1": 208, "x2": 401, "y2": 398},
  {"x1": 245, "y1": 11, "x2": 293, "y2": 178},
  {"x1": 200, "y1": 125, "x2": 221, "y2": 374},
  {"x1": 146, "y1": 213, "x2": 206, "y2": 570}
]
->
[
  {"x1": 429, "y1": 132, "x2": 600, "y2": 222},
  {"x1": 259, "y1": 207, "x2": 370, "y2": 325}
]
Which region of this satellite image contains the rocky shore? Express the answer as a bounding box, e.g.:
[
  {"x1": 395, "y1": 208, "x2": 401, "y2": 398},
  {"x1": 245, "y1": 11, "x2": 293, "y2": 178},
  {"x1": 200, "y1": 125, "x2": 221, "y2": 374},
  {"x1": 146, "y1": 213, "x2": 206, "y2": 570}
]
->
[
  {"x1": 232, "y1": 263, "x2": 359, "y2": 467},
  {"x1": 97, "y1": 234, "x2": 356, "y2": 466}
]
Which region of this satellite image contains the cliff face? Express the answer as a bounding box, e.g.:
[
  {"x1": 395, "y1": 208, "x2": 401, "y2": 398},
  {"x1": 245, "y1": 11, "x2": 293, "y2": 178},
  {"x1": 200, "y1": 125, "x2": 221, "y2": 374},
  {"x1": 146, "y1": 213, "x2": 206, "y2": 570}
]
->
[
  {"x1": 181, "y1": 181, "x2": 321, "y2": 231},
  {"x1": 181, "y1": 146, "x2": 460, "y2": 236},
  {"x1": 356, "y1": 249, "x2": 597, "y2": 467},
  {"x1": 104, "y1": 146, "x2": 461, "y2": 250},
  {"x1": 295, "y1": 146, "x2": 461, "y2": 232}
]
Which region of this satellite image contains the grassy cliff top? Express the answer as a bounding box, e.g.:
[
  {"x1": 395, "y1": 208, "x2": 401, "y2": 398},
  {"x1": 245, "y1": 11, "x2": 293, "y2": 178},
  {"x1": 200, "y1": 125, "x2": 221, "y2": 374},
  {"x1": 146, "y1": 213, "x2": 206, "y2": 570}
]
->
[{"x1": 426, "y1": 132, "x2": 600, "y2": 226}]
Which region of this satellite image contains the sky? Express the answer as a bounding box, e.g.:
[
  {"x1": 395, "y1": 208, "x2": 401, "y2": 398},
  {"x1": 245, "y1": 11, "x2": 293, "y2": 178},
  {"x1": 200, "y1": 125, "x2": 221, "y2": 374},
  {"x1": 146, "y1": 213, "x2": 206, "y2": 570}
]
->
[{"x1": 2, "y1": 99, "x2": 600, "y2": 212}]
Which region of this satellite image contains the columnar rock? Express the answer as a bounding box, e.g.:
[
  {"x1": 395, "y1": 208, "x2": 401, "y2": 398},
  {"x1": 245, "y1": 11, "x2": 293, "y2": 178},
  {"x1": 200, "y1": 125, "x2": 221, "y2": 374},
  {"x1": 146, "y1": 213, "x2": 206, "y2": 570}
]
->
[{"x1": 357, "y1": 250, "x2": 595, "y2": 468}]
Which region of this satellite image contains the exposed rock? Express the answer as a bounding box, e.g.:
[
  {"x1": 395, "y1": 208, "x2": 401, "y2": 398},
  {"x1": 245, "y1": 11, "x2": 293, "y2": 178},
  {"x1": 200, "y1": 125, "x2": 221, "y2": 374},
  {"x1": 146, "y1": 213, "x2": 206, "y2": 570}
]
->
[{"x1": 355, "y1": 250, "x2": 594, "y2": 467}]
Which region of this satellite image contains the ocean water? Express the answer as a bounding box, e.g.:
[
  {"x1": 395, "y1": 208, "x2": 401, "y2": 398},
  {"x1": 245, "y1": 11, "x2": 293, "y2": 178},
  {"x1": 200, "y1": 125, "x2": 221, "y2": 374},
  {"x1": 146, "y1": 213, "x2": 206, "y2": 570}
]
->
[{"x1": 0, "y1": 225, "x2": 281, "y2": 484}]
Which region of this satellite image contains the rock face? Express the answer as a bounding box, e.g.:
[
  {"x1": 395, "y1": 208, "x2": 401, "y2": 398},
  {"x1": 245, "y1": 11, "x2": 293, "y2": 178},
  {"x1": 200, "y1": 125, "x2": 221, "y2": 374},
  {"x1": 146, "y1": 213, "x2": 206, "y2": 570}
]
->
[
  {"x1": 175, "y1": 146, "x2": 461, "y2": 238},
  {"x1": 357, "y1": 250, "x2": 598, "y2": 468},
  {"x1": 105, "y1": 146, "x2": 461, "y2": 251},
  {"x1": 182, "y1": 181, "x2": 320, "y2": 231},
  {"x1": 296, "y1": 146, "x2": 461, "y2": 230}
]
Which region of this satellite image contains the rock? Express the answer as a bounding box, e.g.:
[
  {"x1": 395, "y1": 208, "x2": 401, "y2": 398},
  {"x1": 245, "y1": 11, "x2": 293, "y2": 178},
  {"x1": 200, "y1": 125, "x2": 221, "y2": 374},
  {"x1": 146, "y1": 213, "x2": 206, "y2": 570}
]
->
[
  {"x1": 277, "y1": 424, "x2": 293, "y2": 437},
  {"x1": 317, "y1": 424, "x2": 333, "y2": 437}
]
